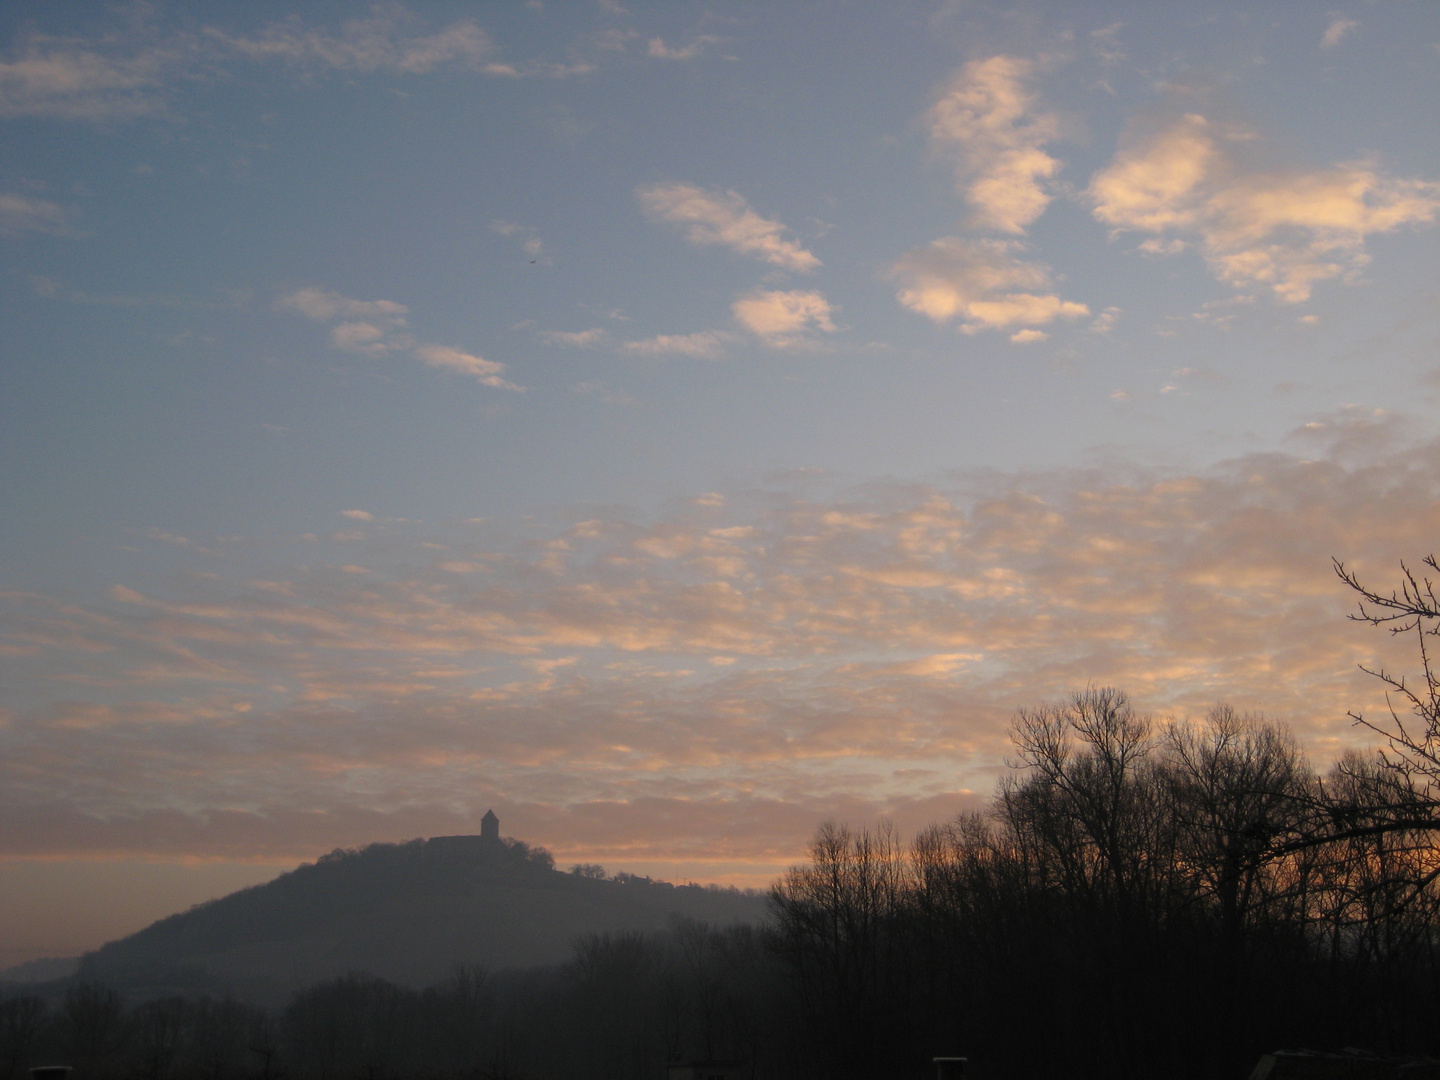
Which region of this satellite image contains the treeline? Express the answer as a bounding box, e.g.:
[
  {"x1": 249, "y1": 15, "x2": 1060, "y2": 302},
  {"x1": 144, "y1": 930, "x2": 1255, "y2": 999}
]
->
[
  {"x1": 1, "y1": 925, "x2": 790, "y2": 1080},
  {"x1": 1, "y1": 982, "x2": 275, "y2": 1080},
  {"x1": 769, "y1": 690, "x2": 1440, "y2": 1080},
  {"x1": 7, "y1": 690, "x2": 1440, "y2": 1080}
]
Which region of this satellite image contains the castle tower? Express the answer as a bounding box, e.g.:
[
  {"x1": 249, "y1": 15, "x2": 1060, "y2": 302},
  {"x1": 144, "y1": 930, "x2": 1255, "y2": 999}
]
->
[{"x1": 480, "y1": 809, "x2": 499, "y2": 844}]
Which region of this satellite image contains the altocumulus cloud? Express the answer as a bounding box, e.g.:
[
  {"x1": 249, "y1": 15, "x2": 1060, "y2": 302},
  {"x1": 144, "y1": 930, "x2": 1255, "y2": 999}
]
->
[
  {"x1": 731, "y1": 289, "x2": 837, "y2": 348},
  {"x1": 890, "y1": 238, "x2": 1088, "y2": 333},
  {"x1": 0, "y1": 30, "x2": 184, "y2": 122},
  {"x1": 0, "y1": 192, "x2": 71, "y2": 235},
  {"x1": 615, "y1": 262, "x2": 837, "y2": 357},
  {"x1": 623, "y1": 331, "x2": 735, "y2": 359},
  {"x1": 894, "y1": 49, "x2": 1439, "y2": 334},
  {"x1": 2, "y1": 412, "x2": 1436, "y2": 867},
  {"x1": 646, "y1": 36, "x2": 720, "y2": 62},
  {"x1": 205, "y1": 10, "x2": 497, "y2": 75},
  {"x1": 893, "y1": 55, "x2": 1085, "y2": 338},
  {"x1": 0, "y1": 7, "x2": 574, "y2": 124},
  {"x1": 1089, "y1": 112, "x2": 1440, "y2": 303},
  {"x1": 637, "y1": 182, "x2": 821, "y2": 272},
  {"x1": 280, "y1": 288, "x2": 522, "y2": 390},
  {"x1": 926, "y1": 55, "x2": 1061, "y2": 235}
]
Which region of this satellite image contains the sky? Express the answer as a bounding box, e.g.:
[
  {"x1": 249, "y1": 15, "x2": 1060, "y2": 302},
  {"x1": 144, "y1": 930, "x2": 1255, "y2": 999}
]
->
[{"x1": 2, "y1": 0, "x2": 1440, "y2": 969}]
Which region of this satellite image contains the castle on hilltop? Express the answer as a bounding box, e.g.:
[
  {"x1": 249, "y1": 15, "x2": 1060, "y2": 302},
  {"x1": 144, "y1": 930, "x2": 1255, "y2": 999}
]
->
[{"x1": 428, "y1": 809, "x2": 502, "y2": 851}]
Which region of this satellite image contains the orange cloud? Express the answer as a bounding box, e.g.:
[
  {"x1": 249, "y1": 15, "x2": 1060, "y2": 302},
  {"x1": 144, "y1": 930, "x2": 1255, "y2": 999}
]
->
[
  {"x1": 280, "y1": 288, "x2": 522, "y2": 389},
  {"x1": 731, "y1": 289, "x2": 837, "y2": 347},
  {"x1": 927, "y1": 56, "x2": 1061, "y2": 234},
  {"x1": 891, "y1": 238, "x2": 1088, "y2": 333},
  {"x1": 4, "y1": 419, "x2": 1438, "y2": 868},
  {"x1": 1089, "y1": 114, "x2": 1440, "y2": 302},
  {"x1": 637, "y1": 183, "x2": 820, "y2": 272}
]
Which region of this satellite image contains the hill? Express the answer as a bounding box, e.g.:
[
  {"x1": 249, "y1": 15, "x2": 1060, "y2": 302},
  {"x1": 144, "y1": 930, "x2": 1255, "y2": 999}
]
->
[
  {"x1": 74, "y1": 832, "x2": 770, "y2": 1004},
  {"x1": 0, "y1": 955, "x2": 79, "y2": 984}
]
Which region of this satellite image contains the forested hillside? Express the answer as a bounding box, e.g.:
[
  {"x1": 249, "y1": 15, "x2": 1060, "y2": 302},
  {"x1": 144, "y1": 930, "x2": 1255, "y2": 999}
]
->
[{"x1": 71, "y1": 835, "x2": 767, "y2": 1003}]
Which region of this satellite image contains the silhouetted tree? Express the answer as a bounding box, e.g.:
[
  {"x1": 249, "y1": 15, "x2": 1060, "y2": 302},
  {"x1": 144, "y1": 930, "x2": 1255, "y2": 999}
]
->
[
  {"x1": 1165, "y1": 705, "x2": 1310, "y2": 940},
  {"x1": 62, "y1": 981, "x2": 124, "y2": 1063},
  {"x1": 186, "y1": 998, "x2": 268, "y2": 1080},
  {"x1": 128, "y1": 997, "x2": 191, "y2": 1080},
  {"x1": 768, "y1": 685, "x2": 1440, "y2": 1080},
  {"x1": 0, "y1": 995, "x2": 47, "y2": 1080},
  {"x1": 770, "y1": 821, "x2": 914, "y2": 1080},
  {"x1": 1334, "y1": 555, "x2": 1440, "y2": 828},
  {"x1": 420, "y1": 965, "x2": 494, "y2": 1075},
  {"x1": 282, "y1": 974, "x2": 415, "y2": 1080}
]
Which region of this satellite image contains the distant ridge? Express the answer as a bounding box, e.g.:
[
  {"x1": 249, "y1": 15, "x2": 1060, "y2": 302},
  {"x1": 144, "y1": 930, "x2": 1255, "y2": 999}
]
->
[
  {"x1": 74, "y1": 830, "x2": 769, "y2": 1003},
  {"x1": 0, "y1": 955, "x2": 79, "y2": 985}
]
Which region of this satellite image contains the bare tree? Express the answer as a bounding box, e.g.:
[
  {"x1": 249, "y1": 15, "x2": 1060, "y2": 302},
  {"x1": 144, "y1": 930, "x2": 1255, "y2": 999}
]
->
[
  {"x1": 129, "y1": 997, "x2": 191, "y2": 1080},
  {"x1": 1164, "y1": 706, "x2": 1312, "y2": 937},
  {"x1": 187, "y1": 998, "x2": 267, "y2": 1080},
  {"x1": 63, "y1": 981, "x2": 124, "y2": 1061},
  {"x1": 770, "y1": 821, "x2": 913, "y2": 1080},
  {"x1": 1334, "y1": 555, "x2": 1440, "y2": 820},
  {"x1": 1002, "y1": 687, "x2": 1178, "y2": 911},
  {"x1": 0, "y1": 996, "x2": 47, "y2": 1080}
]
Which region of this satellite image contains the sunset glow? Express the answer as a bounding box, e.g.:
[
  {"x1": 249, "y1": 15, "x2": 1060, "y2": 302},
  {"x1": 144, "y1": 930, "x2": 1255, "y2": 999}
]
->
[{"x1": 3, "y1": 1, "x2": 1439, "y2": 969}]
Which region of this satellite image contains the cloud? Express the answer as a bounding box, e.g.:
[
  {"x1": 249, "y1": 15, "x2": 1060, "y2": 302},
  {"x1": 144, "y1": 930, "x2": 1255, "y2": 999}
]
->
[
  {"x1": 0, "y1": 33, "x2": 181, "y2": 121},
  {"x1": 637, "y1": 183, "x2": 820, "y2": 271},
  {"x1": 341, "y1": 510, "x2": 374, "y2": 521},
  {"x1": 572, "y1": 382, "x2": 640, "y2": 408},
  {"x1": 927, "y1": 56, "x2": 1061, "y2": 234},
  {"x1": 490, "y1": 220, "x2": 551, "y2": 263},
  {"x1": 477, "y1": 60, "x2": 595, "y2": 80},
  {"x1": 278, "y1": 288, "x2": 409, "y2": 356},
  {"x1": 1089, "y1": 307, "x2": 1121, "y2": 334},
  {"x1": 1088, "y1": 23, "x2": 1126, "y2": 68},
  {"x1": 898, "y1": 57, "x2": 1083, "y2": 337},
  {"x1": 6, "y1": 419, "x2": 1440, "y2": 867},
  {"x1": 0, "y1": 192, "x2": 71, "y2": 235},
  {"x1": 412, "y1": 345, "x2": 523, "y2": 390},
  {"x1": 540, "y1": 328, "x2": 609, "y2": 347},
  {"x1": 209, "y1": 12, "x2": 495, "y2": 74},
  {"x1": 280, "y1": 288, "x2": 521, "y2": 389},
  {"x1": 330, "y1": 321, "x2": 393, "y2": 355},
  {"x1": 890, "y1": 237, "x2": 1089, "y2": 333},
  {"x1": 1321, "y1": 16, "x2": 1358, "y2": 48},
  {"x1": 647, "y1": 36, "x2": 719, "y2": 61},
  {"x1": 623, "y1": 331, "x2": 733, "y2": 359},
  {"x1": 1089, "y1": 115, "x2": 1217, "y2": 233},
  {"x1": 0, "y1": 10, "x2": 572, "y2": 125},
  {"x1": 278, "y1": 288, "x2": 409, "y2": 324},
  {"x1": 1089, "y1": 113, "x2": 1440, "y2": 302},
  {"x1": 594, "y1": 29, "x2": 640, "y2": 52},
  {"x1": 731, "y1": 290, "x2": 837, "y2": 347}
]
